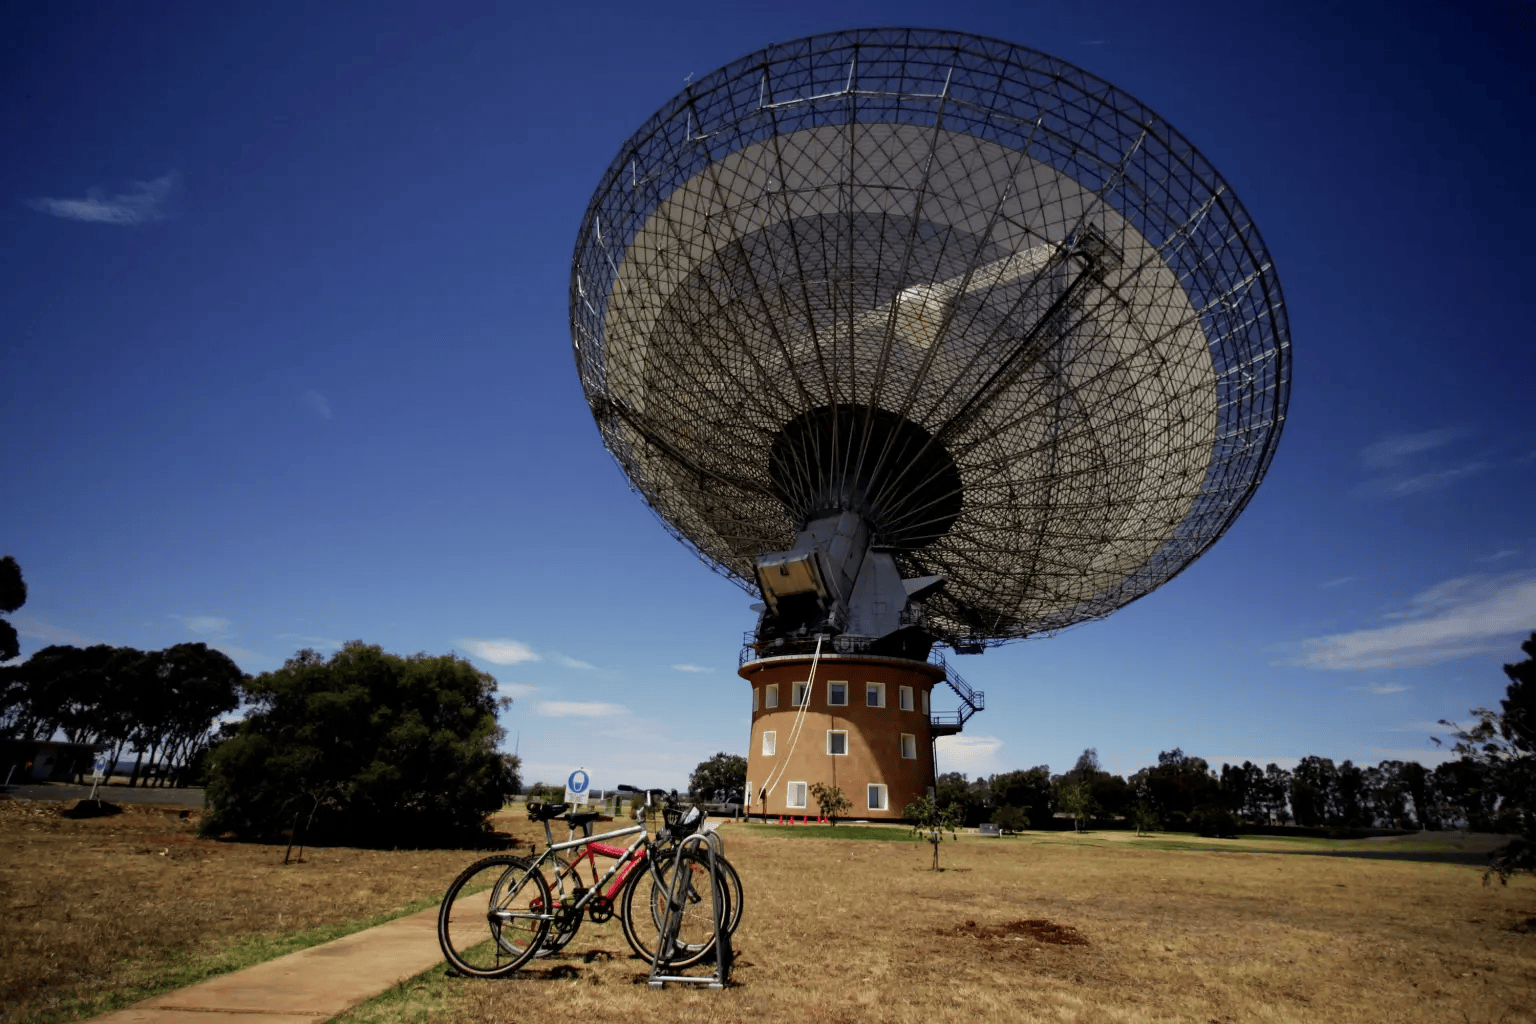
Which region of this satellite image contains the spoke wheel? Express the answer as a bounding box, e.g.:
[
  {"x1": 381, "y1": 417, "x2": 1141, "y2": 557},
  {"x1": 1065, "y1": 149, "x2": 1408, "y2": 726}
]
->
[
  {"x1": 437, "y1": 855, "x2": 550, "y2": 977},
  {"x1": 619, "y1": 849, "x2": 725, "y2": 969}
]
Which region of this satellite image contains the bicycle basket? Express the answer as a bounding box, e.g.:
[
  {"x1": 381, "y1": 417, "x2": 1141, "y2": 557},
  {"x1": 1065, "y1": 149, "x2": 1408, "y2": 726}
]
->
[{"x1": 663, "y1": 804, "x2": 704, "y2": 838}]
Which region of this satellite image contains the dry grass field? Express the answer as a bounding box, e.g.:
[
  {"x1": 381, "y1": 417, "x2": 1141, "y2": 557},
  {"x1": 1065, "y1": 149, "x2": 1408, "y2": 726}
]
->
[
  {"x1": 3, "y1": 798, "x2": 1534, "y2": 1024},
  {"x1": 0, "y1": 796, "x2": 502, "y2": 1024}
]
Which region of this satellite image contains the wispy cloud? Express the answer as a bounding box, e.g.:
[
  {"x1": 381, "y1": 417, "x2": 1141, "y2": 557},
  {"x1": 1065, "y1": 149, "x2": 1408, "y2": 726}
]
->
[
  {"x1": 177, "y1": 615, "x2": 231, "y2": 637},
  {"x1": 672, "y1": 663, "x2": 713, "y2": 673},
  {"x1": 302, "y1": 390, "x2": 333, "y2": 420},
  {"x1": 935, "y1": 734, "x2": 1004, "y2": 777},
  {"x1": 497, "y1": 682, "x2": 538, "y2": 699},
  {"x1": 1360, "y1": 429, "x2": 1464, "y2": 470},
  {"x1": 29, "y1": 174, "x2": 175, "y2": 225},
  {"x1": 460, "y1": 639, "x2": 542, "y2": 665},
  {"x1": 1476, "y1": 549, "x2": 1519, "y2": 563},
  {"x1": 1319, "y1": 576, "x2": 1356, "y2": 589},
  {"x1": 8, "y1": 614, "x2": 101, "y2": 648},
  {"x1": 556, "y1": 655, "x2": 594, "y2": 669},
  {"x1": 536, "y1": 701, "x2": 627, "y2": 718},
  {"x1": 277, "y1": 633, "x2": 344, "y2": 653},
  {"x1": 1358, "y1": 428, "x2": 1489, "y2": 497},
  {"x1": 1295, "y1": 572, "x2": 1536, "y2": 670},
  {"x1": 1351, "y1": 682, "x2": 1412, "y2": 694}
]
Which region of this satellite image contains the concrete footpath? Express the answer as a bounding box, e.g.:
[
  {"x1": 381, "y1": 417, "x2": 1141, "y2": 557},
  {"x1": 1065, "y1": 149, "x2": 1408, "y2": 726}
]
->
[{"x1": 89, "y1": 904, "x2": 445, "y2": 1024}]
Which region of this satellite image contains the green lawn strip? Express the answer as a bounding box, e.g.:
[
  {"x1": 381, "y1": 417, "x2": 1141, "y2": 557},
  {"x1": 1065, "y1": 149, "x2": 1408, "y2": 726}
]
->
[
  {"x1": 742, "y1": 823, "x2": 923, "y2": 842},
  {"x1": 21, "y1": 894, "x2": 445, "y2": 1024},
  {"x1": 330, "y1": 952, "x2": 473, "y2": 1024}
]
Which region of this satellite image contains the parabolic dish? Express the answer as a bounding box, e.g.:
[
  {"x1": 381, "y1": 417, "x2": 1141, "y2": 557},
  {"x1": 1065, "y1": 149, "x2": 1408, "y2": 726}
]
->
[{"x1": 570, "y1": 28, "x2": 1290, "y2": 648}]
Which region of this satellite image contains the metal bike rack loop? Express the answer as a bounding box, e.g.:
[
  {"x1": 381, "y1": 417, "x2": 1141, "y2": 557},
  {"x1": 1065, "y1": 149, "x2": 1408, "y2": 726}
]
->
[{"x1": 646, "y1": 829, "x2": 732, "y2": 989}]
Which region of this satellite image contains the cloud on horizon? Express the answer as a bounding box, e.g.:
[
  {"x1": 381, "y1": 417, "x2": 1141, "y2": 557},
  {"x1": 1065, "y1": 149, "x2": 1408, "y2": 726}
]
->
[
  {"x1": 29, "y1": 175, "x2": 175, "y2": 225},
  {"x1": 7, "y1": 614, "x2": 102, "y2": 650},
  {"x1": 672, "y1": 663, "x2": 712, "y2": 673},
  {"x1": 1294, "y1": 572, "x2": 1536, "y2": 670},
  {"x1": 935, "y1": 734, "x2": 1004, "y2": 777}
]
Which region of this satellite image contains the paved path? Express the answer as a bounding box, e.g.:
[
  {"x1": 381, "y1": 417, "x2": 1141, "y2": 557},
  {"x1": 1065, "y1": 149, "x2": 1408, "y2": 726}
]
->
[{"x1": 88, "y1": 905, "x2": 445, "y2": 1024}]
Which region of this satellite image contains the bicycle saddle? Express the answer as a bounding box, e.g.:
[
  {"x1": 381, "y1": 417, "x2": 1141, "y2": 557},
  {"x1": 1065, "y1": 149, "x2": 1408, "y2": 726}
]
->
[{"x1": 526, "y1": 801, "x2": 570, "y2": 822}]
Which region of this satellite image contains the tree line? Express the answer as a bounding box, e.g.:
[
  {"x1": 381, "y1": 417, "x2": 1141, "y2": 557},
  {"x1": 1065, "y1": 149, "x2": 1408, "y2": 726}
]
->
[
  {"x1": 1, "y1": 642, "x2": 243, "y2": 787},
  {"x1": 936, "y1": 633, "x2": 1533, "y2": 878}
]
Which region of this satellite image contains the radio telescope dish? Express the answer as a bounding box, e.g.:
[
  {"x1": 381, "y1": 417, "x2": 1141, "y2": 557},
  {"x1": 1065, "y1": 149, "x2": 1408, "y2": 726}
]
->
[{"x1": 571, "y1": 28, "x2": 1290, "y2": 655}]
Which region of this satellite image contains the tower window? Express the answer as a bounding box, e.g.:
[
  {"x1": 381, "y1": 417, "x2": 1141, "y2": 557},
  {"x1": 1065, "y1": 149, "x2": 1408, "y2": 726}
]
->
[
  {"x1": 922, "y1": 688, "x2": 929, "y2": 714},
  {"x1": 787, "y1": 781, "x2": 807, "y2": 809},
  {"x1": 765, "y1": 684, "x2": 778, "y2": 708},
  {"x1": 901, "y1": 733, "x2": 917, "y2": 759},
  {"x1": 792, "y1": 681, "x2": 808, "y2": 706},
  {"x1": 866, "y1": 682, "x2": 886, "y2": 707},
  {"x1": 762, "y1": 731, "x2": 776, "y2": 756},
  {"x1": 899, "y1": 685, "x2": 914, "y2": 711},
  {"x1": 828, "y1": 681, "x2": 847, "y2": 706},
  {"x1": 867, "y1": 784, "x2": 888, "y2": 811},
  {"x1": 753, "y1": 687, "x2": 759, "y2": 712},
  {"x1": 827, "y1": 730, "x2": 848, "y2": 755}
]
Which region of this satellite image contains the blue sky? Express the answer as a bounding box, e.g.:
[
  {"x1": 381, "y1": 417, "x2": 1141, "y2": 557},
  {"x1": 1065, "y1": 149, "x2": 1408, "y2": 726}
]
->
[{"x1": 3, "y1": 1, "x2": 1531, "y2": 791}]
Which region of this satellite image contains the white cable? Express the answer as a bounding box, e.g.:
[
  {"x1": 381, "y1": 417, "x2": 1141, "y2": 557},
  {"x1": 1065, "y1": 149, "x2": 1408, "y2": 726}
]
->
[{"x1": 759, "y1": 636, "x2": 823, "y2": 804}]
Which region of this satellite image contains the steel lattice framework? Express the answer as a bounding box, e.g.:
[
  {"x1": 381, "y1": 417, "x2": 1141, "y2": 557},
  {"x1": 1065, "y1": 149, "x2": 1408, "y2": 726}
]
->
[{"x1": 570, "y1": 28, "x2": 1290, "y2": 650}]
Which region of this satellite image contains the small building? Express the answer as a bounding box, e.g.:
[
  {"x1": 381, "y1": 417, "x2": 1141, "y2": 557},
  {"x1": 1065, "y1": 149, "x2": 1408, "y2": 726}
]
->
[{"x1": 1, "y1": 739, "x2": 103, "y2": 783}]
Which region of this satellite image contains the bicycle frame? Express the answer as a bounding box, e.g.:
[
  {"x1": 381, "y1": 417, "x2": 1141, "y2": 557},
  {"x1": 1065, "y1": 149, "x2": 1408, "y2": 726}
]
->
[{"x1": 524, "y1": 820, "x2": 649, "y2": 922}]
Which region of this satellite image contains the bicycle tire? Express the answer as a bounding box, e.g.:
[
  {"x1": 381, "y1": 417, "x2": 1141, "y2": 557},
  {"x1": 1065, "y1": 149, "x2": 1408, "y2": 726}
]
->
[
  {"x1": 619, "y1": 848, "x2": 725, "y2": 969},
  {"x1": 534, "y1": 854, "x2": 585, "y2": 957},
  {"x1": 646, "y1": 851, "x2": 741, "y2": 937},
  {"x1": 437, "y1": 855, "x2": 550, "y2": 977}
]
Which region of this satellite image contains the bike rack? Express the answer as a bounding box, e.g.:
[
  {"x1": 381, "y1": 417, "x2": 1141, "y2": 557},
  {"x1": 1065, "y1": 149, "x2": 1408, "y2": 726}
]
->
[{"x1": 646, "y1": 829, "x2": 732, "y2": 989}]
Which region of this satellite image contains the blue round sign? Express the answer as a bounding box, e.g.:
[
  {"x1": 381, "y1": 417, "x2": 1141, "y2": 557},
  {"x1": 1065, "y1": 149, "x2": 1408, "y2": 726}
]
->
[{"x1": 567, "y1": 770, "x2": 590, "y2": 795}]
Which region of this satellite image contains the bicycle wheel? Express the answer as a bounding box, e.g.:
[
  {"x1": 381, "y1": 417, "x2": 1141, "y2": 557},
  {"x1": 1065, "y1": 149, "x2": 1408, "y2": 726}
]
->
[
  {"x1": 437, "y1": 855, "x2": 550, "y2": 977},
  {"x1": 619, "y1": 848, "x2": 724, "y2": 969},
  {"x1": 712, "y1": 853, "x2": 744, "y2": 935},
  {"x1": 536, "y1": 855, "x2": 584, "y2": 957}
]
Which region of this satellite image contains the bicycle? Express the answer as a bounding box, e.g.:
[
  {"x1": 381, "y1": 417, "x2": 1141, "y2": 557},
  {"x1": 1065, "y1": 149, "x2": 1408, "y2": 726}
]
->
[
  {"x1": 436, "y1": 788, "x2": 741, "y2": 977},
  {"x1": 538, "y1": 791, "x2": 743, "y2": 958}
]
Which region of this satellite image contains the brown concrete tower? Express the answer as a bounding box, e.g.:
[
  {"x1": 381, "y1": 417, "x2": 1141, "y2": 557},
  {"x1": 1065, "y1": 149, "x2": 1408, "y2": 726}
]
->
[{"x1": 741, "y1": 653, "x2": 959, "y2": 821}]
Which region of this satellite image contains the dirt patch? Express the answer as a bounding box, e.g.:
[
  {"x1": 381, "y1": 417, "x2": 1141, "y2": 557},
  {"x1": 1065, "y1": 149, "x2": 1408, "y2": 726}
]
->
[{"x1": 936, "y1": 918, "x2": 1090, "y2": 945}]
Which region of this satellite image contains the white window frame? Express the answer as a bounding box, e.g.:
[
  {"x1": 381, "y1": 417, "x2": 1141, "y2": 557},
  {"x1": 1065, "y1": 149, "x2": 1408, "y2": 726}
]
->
[
  {"x1": 765, "y1": 683, "x2": 778, "y2": 708},
  {"x1": 791, "y1": 681, "x2": 809, "y2": 707},
  {"x1": 827, "y1": 680, "x2": 848, "y2": 706},
  {"x1": 901, "y1": 733, "x2": 917, "y2": 759},
  {"x1": 827, "y1": 729, "x2": 848, "y2": 755},
  {"x1": 745, "y1": 780, "x2": 752, "y2": 807},
  {"x1": 899, "y1": 685, "x2": 914, "y2": 711},
  {"x1": 787, "y1": 781, "x2": 807, "y2": 809},
  {"x1": 753, "y1": 687, "x2": 759, "y2": 712},
  {"x1": 922, "y1": 688, "x2": 929, "y2": 714},
  {"x1": 867, "y1": 783, "x2": 888, "y2": 811},
  {"x1": 866, "y1": 682, "x2": 886, "y2": 708},
  {"x1": 762, "y1": 730, "x2": 776, "y2": 756}
]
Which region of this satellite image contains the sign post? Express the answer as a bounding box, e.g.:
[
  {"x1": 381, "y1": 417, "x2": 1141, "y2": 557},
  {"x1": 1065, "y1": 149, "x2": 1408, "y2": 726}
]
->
[
  {"x1": 87, "y1": 755, "x2": 109, "y2": 801},
  {"x1": 564, "y1": 768, "x2": 591, "y2": 807}
]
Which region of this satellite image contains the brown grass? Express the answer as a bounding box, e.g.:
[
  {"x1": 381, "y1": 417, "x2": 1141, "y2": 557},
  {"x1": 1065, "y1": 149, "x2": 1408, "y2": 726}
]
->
[
  {"x1": 347, "y1": 823, "x2": 1536, "y2": 1024},
  {"x1": 4, "y1": 802, "x2": 1534, "y2": 1024},
  {"x1": 0, "y1": 796, "x2": 507, "y2": 1024}
]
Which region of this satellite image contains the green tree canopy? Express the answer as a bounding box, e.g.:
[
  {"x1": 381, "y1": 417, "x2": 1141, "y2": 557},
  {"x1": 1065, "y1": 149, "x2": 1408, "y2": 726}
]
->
[
  {"x1": 201, "y1": 641, "x2": 517, "y2": 845},
  {"x1": 688, "y1": 751, "x2": 746, "y2": 801}
]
